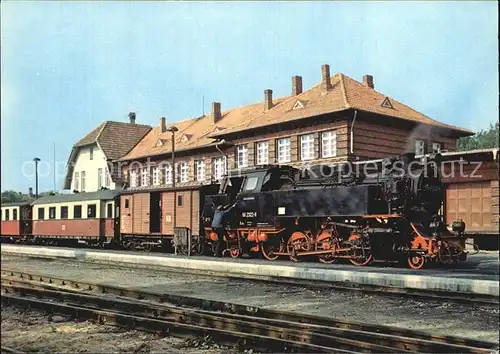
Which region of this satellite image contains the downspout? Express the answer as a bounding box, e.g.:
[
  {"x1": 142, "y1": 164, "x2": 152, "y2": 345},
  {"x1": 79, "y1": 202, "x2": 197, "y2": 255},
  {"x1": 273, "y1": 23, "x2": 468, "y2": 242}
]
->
[{"x1": 350, "y1": 110, "x2": 358, "y2": 154}]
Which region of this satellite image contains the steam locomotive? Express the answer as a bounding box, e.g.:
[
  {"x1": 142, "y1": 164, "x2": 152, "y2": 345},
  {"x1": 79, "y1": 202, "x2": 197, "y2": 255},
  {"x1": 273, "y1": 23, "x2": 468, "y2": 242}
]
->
[
  {"x1": 202, "y1": 153, "x2": 468, "y2": 269},
  {"x1": 1, "y1": 153, "x2": 469, "y2": 269}
]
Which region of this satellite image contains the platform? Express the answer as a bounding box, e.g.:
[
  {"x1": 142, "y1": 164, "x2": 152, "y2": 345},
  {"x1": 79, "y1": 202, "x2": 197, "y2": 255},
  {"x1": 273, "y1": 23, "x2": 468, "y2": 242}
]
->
[{"x1": 1, "y1": 244, "x2": 498, "y2": 296}]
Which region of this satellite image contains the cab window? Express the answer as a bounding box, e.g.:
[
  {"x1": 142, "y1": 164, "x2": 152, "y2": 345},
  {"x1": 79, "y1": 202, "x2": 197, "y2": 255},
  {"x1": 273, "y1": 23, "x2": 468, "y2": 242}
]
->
[{"x1": 243, "y1": 176, "x2": 259, "y2": 191}]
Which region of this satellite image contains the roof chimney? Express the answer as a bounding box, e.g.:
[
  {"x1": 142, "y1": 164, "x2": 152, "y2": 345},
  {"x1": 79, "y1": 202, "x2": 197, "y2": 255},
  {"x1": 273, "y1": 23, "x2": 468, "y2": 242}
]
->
[
  {"x1": 212, "y1": 102, "x2": 222, "y2": 123},
  {"x1": 28, "y1": 187, "x2": 33, "y2": 198},
  {"x1": 321, "y1": 64, "x2": 332, "y2": 92},
  {"x1": 292, "y1": 76, "x2": 303, "y2": 96},
  {"x1": 264, "y1": 89, "x2": 273, "y2": 110},
  {"x1": 160, "y1": 117, "x2": 167, "y2": 133},
  {"x1": 363, "y1": 75, "x2": 374, "y2": 89},
  {"x1": 129, "y1": 112, "x2": 136, "y2": 124}
]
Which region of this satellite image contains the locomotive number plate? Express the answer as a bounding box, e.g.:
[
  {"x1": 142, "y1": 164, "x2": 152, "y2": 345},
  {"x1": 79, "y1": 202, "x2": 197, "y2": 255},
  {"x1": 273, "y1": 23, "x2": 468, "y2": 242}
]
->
[
  {"x1": 278, "y1": 207, "x2": 286, "y2": 215},
  {"x1": 242, "y1": 212, "x2": 257, "y2": 218}
]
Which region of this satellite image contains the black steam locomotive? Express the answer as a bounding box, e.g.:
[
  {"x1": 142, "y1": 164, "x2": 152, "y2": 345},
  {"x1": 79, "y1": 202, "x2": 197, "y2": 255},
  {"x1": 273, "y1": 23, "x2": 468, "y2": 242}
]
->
[{"x1": 202, "y1": 153, "x2": 468, "y2": 269}]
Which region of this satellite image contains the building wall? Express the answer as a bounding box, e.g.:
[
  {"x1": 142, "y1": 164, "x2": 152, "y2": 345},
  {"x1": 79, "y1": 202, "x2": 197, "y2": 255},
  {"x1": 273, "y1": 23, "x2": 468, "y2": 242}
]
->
[
  {"x1": 351, "y1": 121, "x2": 457, "y2": 160},
  {"x1": 72, "y1": 144, "x2": 116, "y2": 192}
]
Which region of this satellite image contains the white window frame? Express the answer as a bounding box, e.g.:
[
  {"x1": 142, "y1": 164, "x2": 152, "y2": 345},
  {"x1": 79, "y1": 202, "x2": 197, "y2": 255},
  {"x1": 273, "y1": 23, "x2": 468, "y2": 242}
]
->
[
  {"x1": 432, "y1": 142, "x2": 441, "y2": 153},
  {"x1": 321, "y1": 131, "x2": 337, "y2": 158},
  {"x1": 178, "y1": 161, "x2": 188, "y2": 183},
  {"x1": 277, "y1": 137, "x2": 291, "y2": 163},
  {"x1": 213, "y1": 157, "x2": 226, "y2": 181},
  {"x1": 130, "y1": 169, "x2": 138, "y2": 188},
  {"x1": 97, "y1": 168, "x2": 103, "y2": 189},
  {"x1": 105, "y1": 168, "x2": 111, "y2": 187},
  {"x1": 415, "y1": 140, "x2": 426, "y2": 156},
  {"x1": 152, "y1": 166, "x2": 160, "y2": 186},
  {"x1": 256, "y1": 141, "x2": 269, "y2": 165},
  {"x1": 141, "y1": 167, "x2": 149, "y2": 186},
  {"x1": 237, "y1": 145, "x2": 248, "y2": 168},
  {"x1": 164, "y1": 164, "x2": 173, "y2": 184},
  {"x1": 74, "y1": 172, "x2": 80, "y2": 191},
  {"x1": 195, "y1": 160, "x2": 205, "y2": 182},
  {"x1": 81, "y1": 171, "x2": 86, "y2": 191},
  {"x1": 300, "y1": 134, "x2": 315, "y2": 161}
]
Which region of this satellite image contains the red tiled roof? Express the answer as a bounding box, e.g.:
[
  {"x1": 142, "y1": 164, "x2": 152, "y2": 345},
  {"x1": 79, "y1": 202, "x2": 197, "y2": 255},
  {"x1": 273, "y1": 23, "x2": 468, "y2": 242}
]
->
[
  {"x1": 211, "y1": 73, "x2": 473, "y2": 137},
  {"x1": 120, "y1": 71, "x2": 473, "y2": 161}
]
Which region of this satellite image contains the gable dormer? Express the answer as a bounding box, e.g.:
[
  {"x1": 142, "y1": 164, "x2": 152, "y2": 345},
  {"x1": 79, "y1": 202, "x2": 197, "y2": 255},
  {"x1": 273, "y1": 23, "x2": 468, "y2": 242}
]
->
[
  {"x1": 292, "y1": 100, "x2": 306, "y2": 110},
  {"x1": 156, "y1": 138, "x2": 169, "y2": 147},
  {"x1": 181, "y1": 134, "x2": 193, "y2": 142}
]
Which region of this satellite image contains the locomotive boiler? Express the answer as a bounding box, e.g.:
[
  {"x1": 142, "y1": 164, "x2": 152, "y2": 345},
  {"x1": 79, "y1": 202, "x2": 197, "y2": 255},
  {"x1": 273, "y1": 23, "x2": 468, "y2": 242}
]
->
[{"x1": 202, "y1": 153, "x2": 469, "y2": 269}]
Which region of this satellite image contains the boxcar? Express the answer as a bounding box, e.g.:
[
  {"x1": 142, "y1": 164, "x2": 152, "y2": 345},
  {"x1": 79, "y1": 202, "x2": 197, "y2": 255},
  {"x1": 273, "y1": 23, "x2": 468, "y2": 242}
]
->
[
  {"x1": 119, "y1": 184, "x2": 219, "y2": 251},
  {"x1": 30, "y1": 190, "x2": 120, "y2": 246},
  {"x1": 1, "y1": 201, "x2": 32, "y2": 241}
]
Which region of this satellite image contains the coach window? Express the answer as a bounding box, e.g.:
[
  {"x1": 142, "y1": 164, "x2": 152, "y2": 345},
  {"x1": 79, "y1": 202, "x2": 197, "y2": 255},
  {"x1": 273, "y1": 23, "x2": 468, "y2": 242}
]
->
[
  {"x1": 177, "y1": 195, "x2": 183, "y2": 207},
  {"x1": 38, "y1": 207, "x2": 45, "y2": 220},
  {"x1": 88, "y1": 204, "x2": 97, "y2": 218},
  {"x1": 5, "y1": 209, "x2": 10, "y2": 221},
  {"x1": 107, "y1": 203, "x2": 113, "y2": 218},
  {"x1": 49, "y1": 207, "x2": 56, "y2": 219},
  {"x1": 61, "y1": 206, "x2": 68, "y2": 219},
  {"x1": 13, "y1": 209, "x2": 18, "y2": 221},
  {"x1": 125, "y1": 199, "x2": 130, "y2": 208},
  {"x1": 244, "y1": 176, "x2": 259, "y2": 191},
  {"x1": 74, "y1": 205, "x2": 82, "y2": 219}
]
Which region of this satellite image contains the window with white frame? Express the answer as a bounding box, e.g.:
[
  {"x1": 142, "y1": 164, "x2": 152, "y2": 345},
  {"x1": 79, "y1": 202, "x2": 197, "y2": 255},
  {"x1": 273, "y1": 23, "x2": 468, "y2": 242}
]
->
[
  {"x1": 130, "y1": 169, "x2": 138, "y2": 187},
  {"x1": 415, "y1": 140, "x2": 425, "y2": 155},
  {"x1": 178, "y1": 161, "x2": 188, "y2": 183},
  {"x1": 321, "y1": 131, "x2": 337, "y2": 158},
  {"x1": 237, "y1": 145, "x2": 248, "y2": 168},
  {"x1": 164, "y1": 164, "x2": 173, "y2": 184},
  {"x1": 256, "y1": 141, "x2": 269, "y2": 165},
  {"x1": 213, "y1": 157, "x2": 226, "y2": 180},
  {"x1": 74, "y1": 172, "x2": 80, "y2": 191},
  {"x1": 97, "y1": 168, "x2": 103, "y2": 189},
  {"x1": 152, "y1": 166, "x2": 160, "y2": 186},
  {"x1": 300, "y1": 134, "x2": 315, "y2": 161},
  {"x1": 432, "y1": 142, "x2": 441, "y2": 153},
  {"x1": 141, "y1": 167, "x2": 149, "y2": 186},
  {"x1": 81, "y1": 171, "x2": 86, "y2": 191},
  {"x1": 105, "y1": 168, "x2": 111, "y2": 187},
  {"x1": 195, "y1": 160, "x2": 205, "y2": 182},
  {"x1": 277, "y1": 137, "x2": 291, "y2": 163}
]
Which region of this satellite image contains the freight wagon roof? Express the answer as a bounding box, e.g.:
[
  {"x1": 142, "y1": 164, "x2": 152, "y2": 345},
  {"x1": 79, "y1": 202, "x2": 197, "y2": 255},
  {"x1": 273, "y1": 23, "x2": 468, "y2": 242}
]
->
[{"x1": 31, "y1": 189, "x2": 121, "y2": 205}]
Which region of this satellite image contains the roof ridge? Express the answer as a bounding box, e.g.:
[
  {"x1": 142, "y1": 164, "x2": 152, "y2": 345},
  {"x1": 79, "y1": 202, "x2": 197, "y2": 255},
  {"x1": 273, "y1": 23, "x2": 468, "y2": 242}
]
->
[
  {"x1": 338, "y1": 73, "x2": 351, "y2": 108},
  {"x1": 106, "y1": 120, "x2": 152, "y2": 128}
]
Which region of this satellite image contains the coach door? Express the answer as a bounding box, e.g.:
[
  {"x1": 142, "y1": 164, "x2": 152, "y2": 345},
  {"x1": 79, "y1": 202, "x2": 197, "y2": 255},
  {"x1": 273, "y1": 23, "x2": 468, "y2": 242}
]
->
[{"x1": 150, "y1": 192, "x2": 161, "y2": 233}]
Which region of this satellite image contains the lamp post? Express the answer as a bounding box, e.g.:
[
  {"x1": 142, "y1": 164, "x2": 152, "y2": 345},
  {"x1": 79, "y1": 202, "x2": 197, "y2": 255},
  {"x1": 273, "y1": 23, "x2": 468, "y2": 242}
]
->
[
  {"x1": 33, "y1": 157, "x2": 41, "y2": 199},
  {"x1": 166, "y1": 126, "x2": 179, "y2": 187}
]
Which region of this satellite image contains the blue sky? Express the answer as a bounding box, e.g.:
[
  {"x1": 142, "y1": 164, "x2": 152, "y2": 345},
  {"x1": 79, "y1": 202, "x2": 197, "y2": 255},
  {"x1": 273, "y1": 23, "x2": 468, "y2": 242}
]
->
[{"x1": 1, "y1": 1, "x2": 498, "y2": 192}]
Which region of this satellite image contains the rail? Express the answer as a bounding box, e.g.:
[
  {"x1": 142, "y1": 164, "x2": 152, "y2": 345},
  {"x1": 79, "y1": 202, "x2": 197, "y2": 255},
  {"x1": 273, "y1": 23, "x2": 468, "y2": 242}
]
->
[{"x1": 1, "y1": 270, "x2": 497, "y2": 353}]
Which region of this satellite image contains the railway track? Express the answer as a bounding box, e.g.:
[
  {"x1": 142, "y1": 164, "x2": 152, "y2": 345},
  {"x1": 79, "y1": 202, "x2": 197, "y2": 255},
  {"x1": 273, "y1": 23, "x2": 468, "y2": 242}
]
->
[
  {"x1": 2, "y1": 250, "x2": 498, "y2": 306},
  {"x1": 1, "y1": 269, "x2": 498, "y2": 353}
]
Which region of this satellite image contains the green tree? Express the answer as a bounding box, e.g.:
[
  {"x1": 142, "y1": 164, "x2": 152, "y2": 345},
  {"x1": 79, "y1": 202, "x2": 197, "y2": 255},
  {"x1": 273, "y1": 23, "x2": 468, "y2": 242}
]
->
[
  {"x1": 1, "y1": 190, "x2": 60, "y2": 203},
  {"x1": 457, "y1": 121, "x2": 499, "y2": 151}
]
